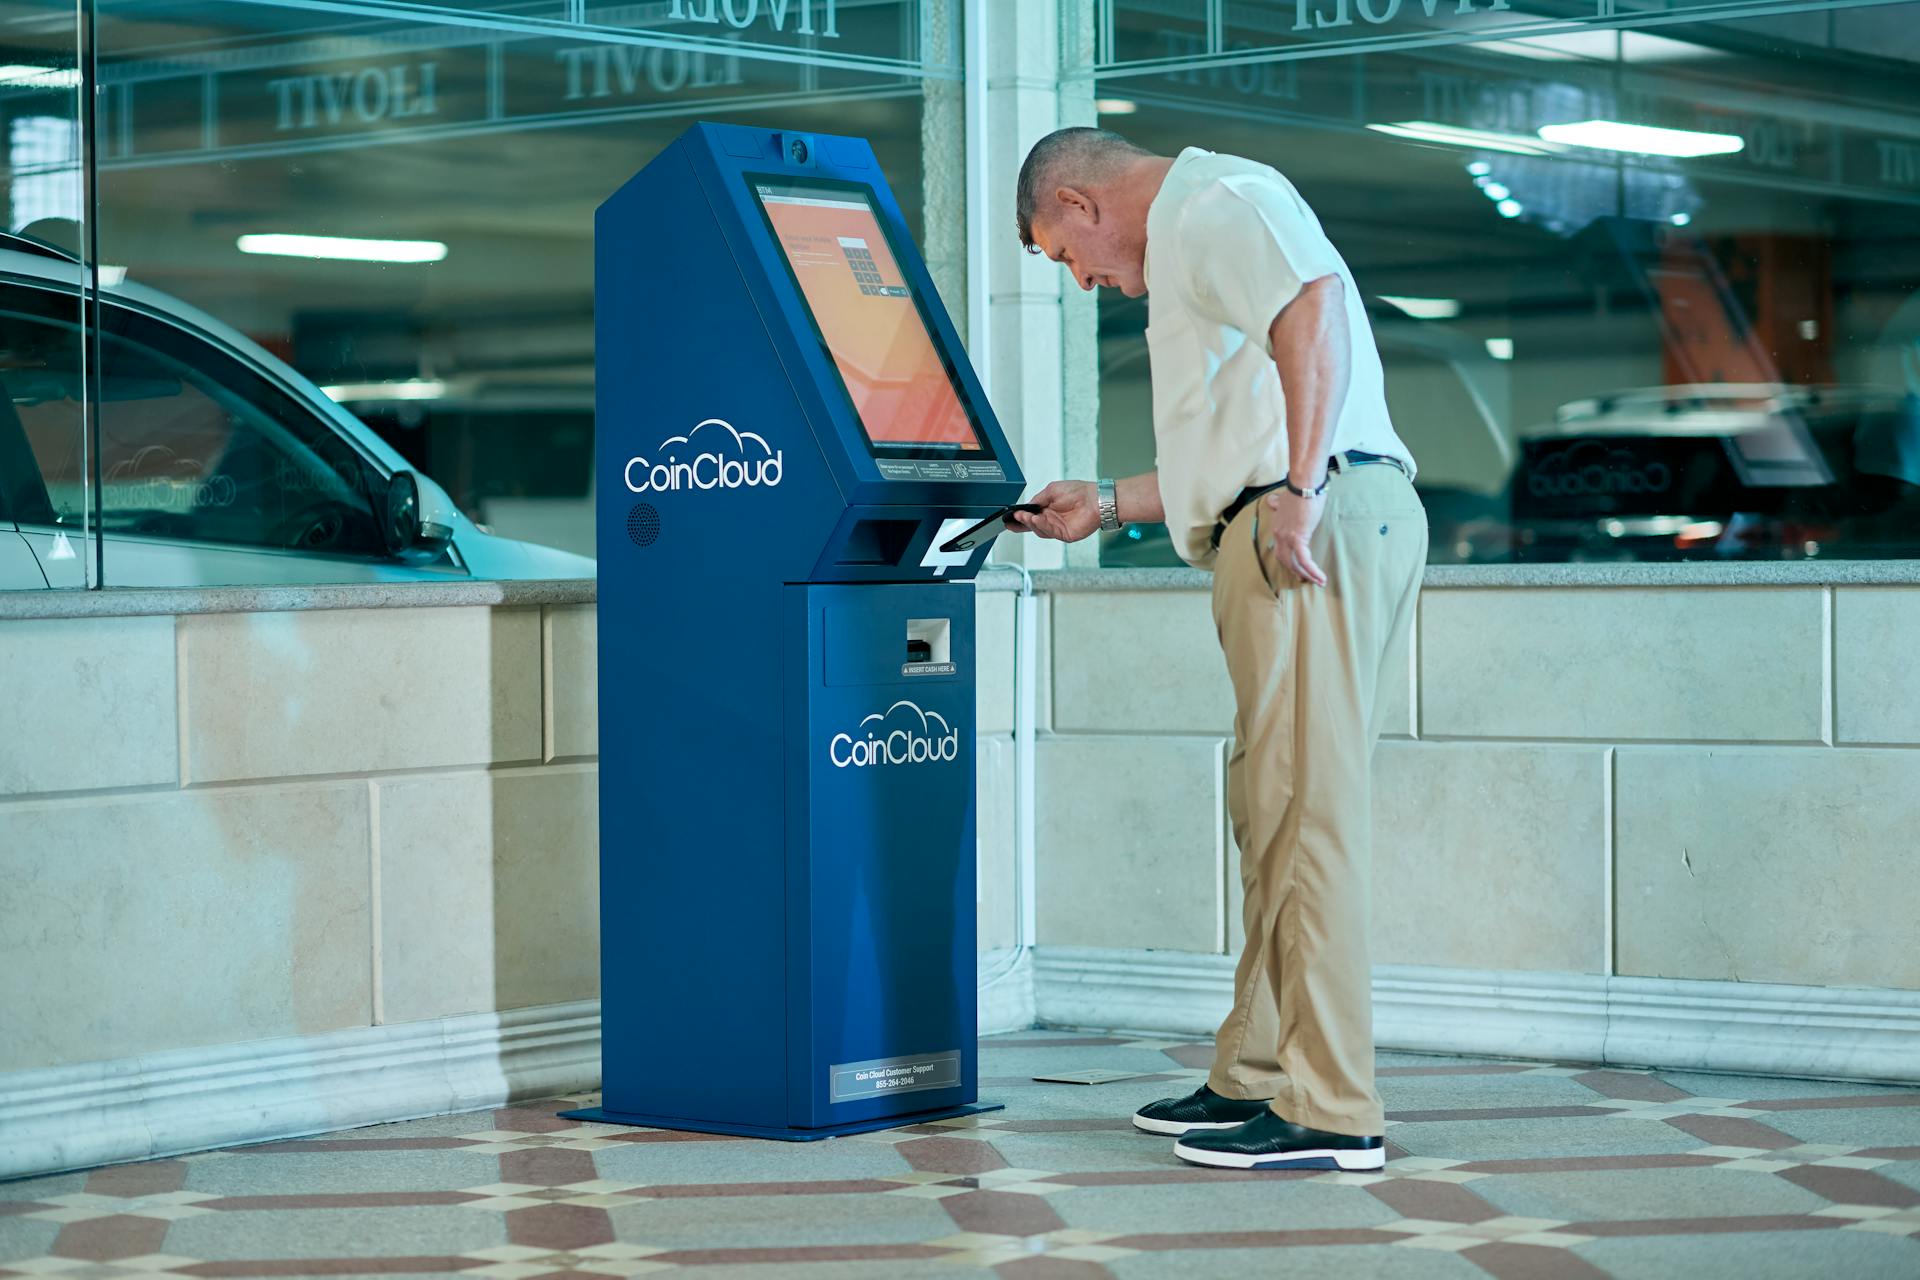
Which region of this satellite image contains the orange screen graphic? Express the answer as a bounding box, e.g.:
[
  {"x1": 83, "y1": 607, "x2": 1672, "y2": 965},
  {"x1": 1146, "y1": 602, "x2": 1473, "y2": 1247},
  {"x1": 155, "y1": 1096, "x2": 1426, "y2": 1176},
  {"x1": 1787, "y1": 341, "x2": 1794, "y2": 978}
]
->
[{"x1": 759, "y1": 187, "x2": 979, "y2": 450}]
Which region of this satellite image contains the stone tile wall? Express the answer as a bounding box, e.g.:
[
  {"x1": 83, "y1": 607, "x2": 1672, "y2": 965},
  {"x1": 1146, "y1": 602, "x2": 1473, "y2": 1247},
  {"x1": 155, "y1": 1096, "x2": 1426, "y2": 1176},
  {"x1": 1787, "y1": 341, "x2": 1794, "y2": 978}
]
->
[
  {"x1": 0, "y1": 599, "x2": 1021, "y2": 1074},
  {"x1": 6, "y1": 582, "x2": 1913, "y2": 1076},
  {"x1": 0, "y1": 606, "x2": 600, "y2": 1074},
  {"x1": 1028, "y1": 584, "x2": 1920, "y2": 992}
]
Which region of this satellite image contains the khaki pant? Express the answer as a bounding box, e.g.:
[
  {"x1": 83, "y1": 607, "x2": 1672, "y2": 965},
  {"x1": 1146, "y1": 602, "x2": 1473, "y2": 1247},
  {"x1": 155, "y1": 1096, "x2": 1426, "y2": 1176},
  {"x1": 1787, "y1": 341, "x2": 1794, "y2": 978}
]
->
[{"x1": 1206, "y1": 463, "x2": 1427, "y2": 1137}]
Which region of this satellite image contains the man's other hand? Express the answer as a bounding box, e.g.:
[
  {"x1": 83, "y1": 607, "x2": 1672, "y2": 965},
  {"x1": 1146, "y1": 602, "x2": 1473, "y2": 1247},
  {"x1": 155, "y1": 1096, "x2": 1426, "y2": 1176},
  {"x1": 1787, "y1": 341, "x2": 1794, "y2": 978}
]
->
[
  {"x1": 1008, "y1": 480, "x2": 1103, "y2": 543},
  {"x1": 1264, "y1": 488, "x2": 1328, "y2": 587}
]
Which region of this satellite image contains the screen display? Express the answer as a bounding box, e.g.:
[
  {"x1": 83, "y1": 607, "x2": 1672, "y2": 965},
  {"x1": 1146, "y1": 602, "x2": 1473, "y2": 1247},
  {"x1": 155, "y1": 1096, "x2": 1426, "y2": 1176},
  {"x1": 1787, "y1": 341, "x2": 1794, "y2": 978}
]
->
[{"x1": 755, "y1": 180, "x2": 983, "y2": 454}]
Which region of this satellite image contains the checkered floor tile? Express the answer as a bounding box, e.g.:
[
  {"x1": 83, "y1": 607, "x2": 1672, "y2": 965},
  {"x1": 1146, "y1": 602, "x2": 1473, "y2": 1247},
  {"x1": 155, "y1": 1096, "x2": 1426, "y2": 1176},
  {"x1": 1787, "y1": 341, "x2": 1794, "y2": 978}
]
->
[{"x1": 3, "y1": 1034, "x2": 1918, "y2": 1279}]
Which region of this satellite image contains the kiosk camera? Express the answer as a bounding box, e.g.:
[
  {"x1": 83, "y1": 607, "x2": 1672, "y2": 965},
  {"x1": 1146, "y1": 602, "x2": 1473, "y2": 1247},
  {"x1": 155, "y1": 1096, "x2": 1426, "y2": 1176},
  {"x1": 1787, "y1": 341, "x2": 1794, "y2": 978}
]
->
[{"x1": 565, "y1": 122, "x2": 1023, "y2": 1139}]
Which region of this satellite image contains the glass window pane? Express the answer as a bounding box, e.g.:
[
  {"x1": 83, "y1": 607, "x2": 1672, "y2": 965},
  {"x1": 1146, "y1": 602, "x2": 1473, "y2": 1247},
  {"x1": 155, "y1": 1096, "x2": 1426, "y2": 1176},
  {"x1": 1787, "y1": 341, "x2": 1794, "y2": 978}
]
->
[
  {"x1": 1, "y1": 0, "x2": 93, "y2": 590},
  {"x1": 93, "y1": 0, "x2": 956, "y2": 585},
  {"x1": 1092, "y1": 0, "x2": 1920, "y2": 565}
]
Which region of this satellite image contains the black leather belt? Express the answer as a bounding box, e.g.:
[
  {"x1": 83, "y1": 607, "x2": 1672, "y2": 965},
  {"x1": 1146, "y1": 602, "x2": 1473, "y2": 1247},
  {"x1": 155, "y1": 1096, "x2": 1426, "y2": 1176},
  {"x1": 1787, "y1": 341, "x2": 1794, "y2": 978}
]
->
[
  {"x1": 1209, "y1": 450, "x2": 1411, "y2": 551},
  {"x1": 1211, "y1": 482, "x2": 1286, "y2": 549}
]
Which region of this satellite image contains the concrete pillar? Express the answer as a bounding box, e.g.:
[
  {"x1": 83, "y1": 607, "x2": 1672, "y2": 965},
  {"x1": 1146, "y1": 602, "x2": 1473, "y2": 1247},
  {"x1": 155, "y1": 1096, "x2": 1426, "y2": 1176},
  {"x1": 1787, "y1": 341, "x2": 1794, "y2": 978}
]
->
[
  {"x1": 971, "y1": 0, "x2": 1100, "y2": 569},
  {"x1": 1056, "y1": 1, "x2": 1099, "y2": 568},
  {"x1": 920, "y1": 0, "x2": 967, "y2": 335}
]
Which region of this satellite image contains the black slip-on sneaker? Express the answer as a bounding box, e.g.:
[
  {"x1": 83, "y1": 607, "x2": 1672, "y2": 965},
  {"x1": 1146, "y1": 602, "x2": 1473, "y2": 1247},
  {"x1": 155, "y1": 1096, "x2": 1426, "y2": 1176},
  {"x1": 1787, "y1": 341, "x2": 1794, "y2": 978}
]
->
[
  {"x1": 1173, "y1": 1109, "x2": 1386, "y2": 1171},
  {"x1": 1131, "y1": 1084, "x2": 1274, "y2": 1136}
]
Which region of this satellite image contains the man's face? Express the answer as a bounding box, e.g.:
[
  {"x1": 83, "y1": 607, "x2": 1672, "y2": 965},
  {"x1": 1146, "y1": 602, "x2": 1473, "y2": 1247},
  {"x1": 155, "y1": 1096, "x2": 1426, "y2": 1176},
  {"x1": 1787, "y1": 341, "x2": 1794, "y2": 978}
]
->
[{"x1": 1029, "y1": 189, "x2": 1147, "y2": 298}]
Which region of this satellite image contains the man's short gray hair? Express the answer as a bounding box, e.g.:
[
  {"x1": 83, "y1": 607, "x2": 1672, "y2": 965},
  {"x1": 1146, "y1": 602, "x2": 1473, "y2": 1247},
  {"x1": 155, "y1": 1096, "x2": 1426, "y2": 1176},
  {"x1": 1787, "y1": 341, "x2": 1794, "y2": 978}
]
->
[{"x1": 1015, "y1": 127, "x2": 1153, "y2": 251}]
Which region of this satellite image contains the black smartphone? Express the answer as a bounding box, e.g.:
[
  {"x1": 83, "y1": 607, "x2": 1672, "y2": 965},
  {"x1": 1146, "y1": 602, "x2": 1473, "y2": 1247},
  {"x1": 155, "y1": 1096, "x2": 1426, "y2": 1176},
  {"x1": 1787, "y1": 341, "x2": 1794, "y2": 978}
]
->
[{"x1": 940, "y1": 503, "x2": 1045, "y2": 554}]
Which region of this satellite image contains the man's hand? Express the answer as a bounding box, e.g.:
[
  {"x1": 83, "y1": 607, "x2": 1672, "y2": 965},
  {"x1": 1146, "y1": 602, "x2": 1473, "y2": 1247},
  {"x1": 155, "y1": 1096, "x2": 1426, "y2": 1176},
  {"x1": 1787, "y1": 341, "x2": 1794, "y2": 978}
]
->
[
  {"x1": 1007, "y1": 480, "x2": 1103, "y2": 543},
  {"x1": 1263, "y1": 487, "x2": 1328, "y2": 587}
]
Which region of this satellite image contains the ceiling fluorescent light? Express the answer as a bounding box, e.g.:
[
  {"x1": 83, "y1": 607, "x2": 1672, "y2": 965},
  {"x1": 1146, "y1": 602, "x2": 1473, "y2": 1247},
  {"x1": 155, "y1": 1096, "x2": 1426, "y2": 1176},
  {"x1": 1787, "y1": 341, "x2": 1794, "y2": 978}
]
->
[
  {"x1": 320, "y1": 379, "x2": 447, "y2": 402},
  {"x1": 1475, "y1": 31, "x2": 1719, "y2": 62},
  {"x1": 237, "y1": 234, "x2": 448, "y2": 263},
  {"x1": 1379, "y1": 295, "x2": 1462, "y2": 320},
  {"x1": 1095, "y1": 98, "x2": 1138, "y2": 115},
  {"x1": 1618, "y1": 31, "x2": 1724, "y2": 61},
  {"x1": 1368, "y1": 121, "x2": 1565, "y2": 157},
  {"x1": 1537, "y1": 120, "x2": 1743, "y2": 157},
  {"x1": 0, "y1": 65, "x2": 82, "y2": 90}
]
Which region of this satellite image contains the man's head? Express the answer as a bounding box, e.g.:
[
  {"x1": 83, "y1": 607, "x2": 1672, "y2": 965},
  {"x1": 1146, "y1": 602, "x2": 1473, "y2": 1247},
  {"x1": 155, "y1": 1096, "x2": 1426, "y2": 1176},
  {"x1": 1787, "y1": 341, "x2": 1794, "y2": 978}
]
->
[{"x1": 1016, "y1": 127, "x2": 1164, "y2": 297}]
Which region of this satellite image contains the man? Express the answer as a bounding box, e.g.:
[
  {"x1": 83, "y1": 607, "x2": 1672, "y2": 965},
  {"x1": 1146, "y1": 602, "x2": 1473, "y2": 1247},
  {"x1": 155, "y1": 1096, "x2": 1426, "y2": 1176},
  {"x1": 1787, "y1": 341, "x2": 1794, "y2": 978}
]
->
[{"x1": 1007, "y1": 128, "x2": 1426, "y2": 1172}]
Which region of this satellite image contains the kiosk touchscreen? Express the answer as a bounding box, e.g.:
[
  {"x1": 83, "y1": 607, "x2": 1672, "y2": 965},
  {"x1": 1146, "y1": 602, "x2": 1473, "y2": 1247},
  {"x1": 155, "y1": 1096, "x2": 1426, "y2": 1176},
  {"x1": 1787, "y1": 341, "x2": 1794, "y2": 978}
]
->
[
  {"x1": 755, "y1": 179, "x2": 981, "y2": 452},
  {"x1": 566, "y1": 124, "x2": 1022, "y2": 1140}
]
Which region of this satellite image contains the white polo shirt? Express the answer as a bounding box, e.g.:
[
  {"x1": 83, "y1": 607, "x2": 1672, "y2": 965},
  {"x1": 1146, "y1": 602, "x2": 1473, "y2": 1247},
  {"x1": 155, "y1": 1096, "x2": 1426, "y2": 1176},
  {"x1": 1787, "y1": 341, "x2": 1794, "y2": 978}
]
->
[{"x1": 1143, "y1": 147, "x2": 1415, "y2": 567}]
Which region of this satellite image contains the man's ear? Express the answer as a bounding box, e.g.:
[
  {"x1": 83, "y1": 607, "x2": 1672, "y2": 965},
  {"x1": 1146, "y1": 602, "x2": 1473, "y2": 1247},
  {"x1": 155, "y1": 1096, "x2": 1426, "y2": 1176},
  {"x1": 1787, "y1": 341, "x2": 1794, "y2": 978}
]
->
[{"x1": 1053, "y1": 184, "x2": 1097, "y2": 224}]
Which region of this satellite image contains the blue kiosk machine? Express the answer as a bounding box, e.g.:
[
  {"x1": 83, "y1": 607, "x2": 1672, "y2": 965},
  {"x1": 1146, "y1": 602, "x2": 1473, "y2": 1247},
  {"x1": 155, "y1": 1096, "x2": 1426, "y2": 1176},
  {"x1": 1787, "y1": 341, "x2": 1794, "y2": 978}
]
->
[{"x1": 563, "y1": 123, "x2": 1023, "y2": 1139}]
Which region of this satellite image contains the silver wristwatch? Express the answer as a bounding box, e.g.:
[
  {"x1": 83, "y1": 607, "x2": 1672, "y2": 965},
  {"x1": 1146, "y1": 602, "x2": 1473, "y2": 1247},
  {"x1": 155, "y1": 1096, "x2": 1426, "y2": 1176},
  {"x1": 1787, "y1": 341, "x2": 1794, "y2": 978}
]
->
[{"x1": 1097, "y1": 477, "x2": 1123, "y2": 532}]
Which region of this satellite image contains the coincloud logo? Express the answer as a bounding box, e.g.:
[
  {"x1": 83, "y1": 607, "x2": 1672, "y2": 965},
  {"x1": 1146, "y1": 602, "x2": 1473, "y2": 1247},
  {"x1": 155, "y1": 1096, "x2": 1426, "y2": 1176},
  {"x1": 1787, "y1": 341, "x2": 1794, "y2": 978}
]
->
[
  {"x1": 830, "y1": 700, "x2": 961, "y2": 769},
  {"x1": 1528, "y1": 441, "x2": 1671, "y2": 500},
  {"x1": 624, "y1": 417, "x2": 783, "y2": 494}
]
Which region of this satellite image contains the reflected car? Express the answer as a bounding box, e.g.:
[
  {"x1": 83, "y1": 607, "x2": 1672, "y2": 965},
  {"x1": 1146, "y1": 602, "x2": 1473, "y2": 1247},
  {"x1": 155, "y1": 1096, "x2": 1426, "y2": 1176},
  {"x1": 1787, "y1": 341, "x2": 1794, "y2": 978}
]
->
[
  {"x1": 0, "y1": 234, "x2": 596, "y2": 589},
  {"x1": 1506, "y1": 384, "x2": 1920, "y2": 561}
]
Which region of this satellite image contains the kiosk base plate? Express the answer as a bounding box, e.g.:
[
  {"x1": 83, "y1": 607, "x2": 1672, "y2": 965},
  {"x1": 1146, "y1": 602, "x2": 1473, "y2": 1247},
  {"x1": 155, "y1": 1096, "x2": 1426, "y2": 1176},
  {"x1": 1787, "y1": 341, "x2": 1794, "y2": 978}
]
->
[{"x1": 557, "y1": 1101, "x2": 1005, "y2": 1141}]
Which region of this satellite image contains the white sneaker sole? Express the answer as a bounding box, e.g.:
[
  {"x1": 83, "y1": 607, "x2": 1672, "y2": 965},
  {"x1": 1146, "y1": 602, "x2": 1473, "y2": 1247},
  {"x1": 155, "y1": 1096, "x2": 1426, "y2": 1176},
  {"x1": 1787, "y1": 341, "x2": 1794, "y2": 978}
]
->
[
  {"x1": 1173, "y1": 1141, "x2": 1386, "y2": 1171},
  {"x1": 1130, "y1": 1114, "x2": 1247, "y2": 1136}
]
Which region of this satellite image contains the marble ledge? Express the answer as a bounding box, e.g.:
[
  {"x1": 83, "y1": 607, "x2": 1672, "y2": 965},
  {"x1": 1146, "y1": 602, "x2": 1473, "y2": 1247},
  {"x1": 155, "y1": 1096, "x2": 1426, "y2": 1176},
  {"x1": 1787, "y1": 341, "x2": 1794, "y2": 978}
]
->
[
  {"x1": 1021, "y1": 559, "x2": 1920, "y2": 592},
  {"x1": 0, "y1": 578, "x2": 597, "y2": 621},
  {"x1": 7, "y1": 558, "x2": 1920, "y2": 620}
]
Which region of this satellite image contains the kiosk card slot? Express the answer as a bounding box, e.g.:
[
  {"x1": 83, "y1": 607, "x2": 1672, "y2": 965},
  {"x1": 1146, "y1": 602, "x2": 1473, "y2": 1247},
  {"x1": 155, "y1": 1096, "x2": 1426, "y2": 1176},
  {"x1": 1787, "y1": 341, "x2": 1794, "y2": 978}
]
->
[{"x1": 838, "y1": 518, "x2": 918, "y2": 565}]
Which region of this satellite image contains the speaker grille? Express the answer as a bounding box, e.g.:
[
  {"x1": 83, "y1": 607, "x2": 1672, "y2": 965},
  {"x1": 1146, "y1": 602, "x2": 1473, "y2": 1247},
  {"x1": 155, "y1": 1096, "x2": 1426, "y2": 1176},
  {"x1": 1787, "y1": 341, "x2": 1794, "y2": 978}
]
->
[{"x1": 626, "y1": 503, "x2": 661, "y2": 547}]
